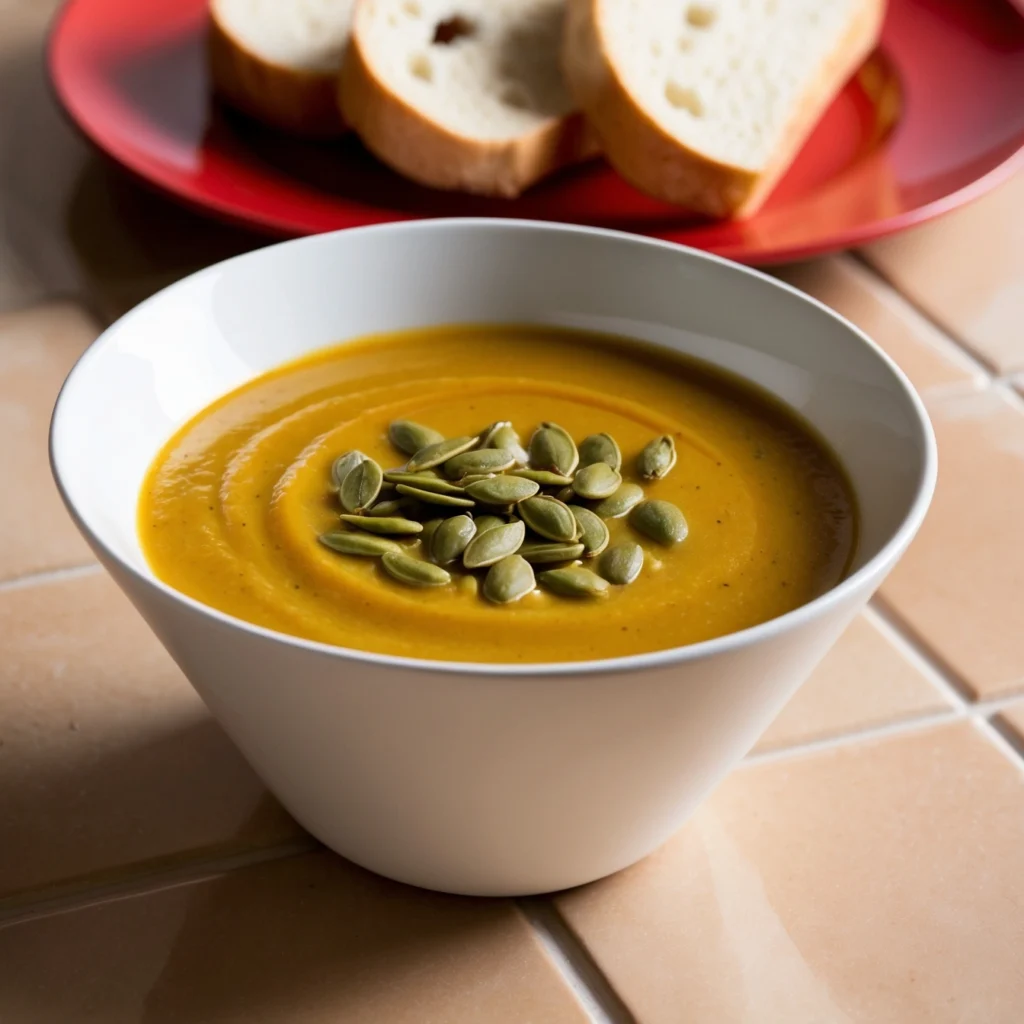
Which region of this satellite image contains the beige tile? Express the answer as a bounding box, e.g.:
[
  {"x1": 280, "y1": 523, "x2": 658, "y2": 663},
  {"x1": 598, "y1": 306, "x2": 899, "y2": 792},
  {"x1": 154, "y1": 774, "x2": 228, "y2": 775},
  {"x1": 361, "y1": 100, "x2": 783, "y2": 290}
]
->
[
  {"x1": 754, "y1": 613, "x2": 951, "y2": 752},
  {"x1": 994, "y1": 702, "x2": 1024, "y2": 752},
  {"x1": 0, "y1": 1, "x2": 90, "y2": 311},
  {"x1": 861, "y1": 172, "x2": 1024, "y2": 373},
  {"x1": 0, "y1": 303, "x2": 96, "y2": 580},
  {"x1": 0, "y1": 571, "x2": 302, "y2": 903},
  {"x1": 880, "y1": 388, "x2": 1024, "y2": 699},
  {"x1": 774, "y1": 257, "x2": 982, "y2": 395},
  {"x1": 558, "y1": 721, "x2": 1024, "y2": 1024},
  {"x1": 0, "y1": 850, "x2": 588, "y2": 1023}
]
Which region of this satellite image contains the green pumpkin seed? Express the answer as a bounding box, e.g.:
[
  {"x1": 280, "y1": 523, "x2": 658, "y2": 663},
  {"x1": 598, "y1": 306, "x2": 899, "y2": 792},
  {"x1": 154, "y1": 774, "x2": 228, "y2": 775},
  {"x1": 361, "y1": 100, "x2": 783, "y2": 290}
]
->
[
  {"x1": 508, "y1": 468, "x2": 574, "y2": 487},
  {"x1": 431, "y1": 514, "x2": 477, "y2": 564},
  {"x1": 537, "y1": 566, "x2": 610, "y2": 598},
  {"x1": 444, "y1": 448, "x2": 516, "y2": 478},
  {"x1": 462, "y1": 520, "x2": 526, "y2": 569},
  {"x1": 529, "y1": 423, "x2": 579, "y2": 476},
  {"x1": 389, "y1": 420, "x2": 445, "y2": 456},
  {"x1": 407, "y1": 435, "x2": 478, "y2": 472},
  {"x1": 466, "y1": 475, "x2": 539, "y2": 505},
  {"x1": 365, "y1": 498, "x2": 406, "y2": 518},
  {"x1": 598, "y1": 542, "x2": 644, "y2": 584},
  {"x1": 593, "y1": 482, "x2": 645, "y2": 519},
  {"x1": 340, "y1": 458, "x2": 383, "y2": 513},
  {"x1": 383, "y1": 471, "x2": 465, "y2": 495},
  {"x1": 420, "y1": 518, "x2": 444, "y2": 549},
  {"x1": 473, "y1": 515, "x2": 505, "y2": 535},
  {"x1": 482, "y1": 421, "x2": 528, "y2": 464},
  {"x1": 459, "y1": 574, "x2": 479, "y2": 597},
  {"x1": 555, "y1": 486, "x2": 576, "y2": 503},
  {"x1": 483, "y1": 555, "x2": 536, "y2": 604},
  {"x1": 519, "y1": 541, "x2": 585, "y2": 565},
  {"x1": 578, "y1": 433, "x2": 622, "y2": 472},
  {"x1": 340, "y1": 514, "x2": 423, "y2": 536},
  {"x1": 518, "y1": 495, "x2": 578, "y2": 543},
  {"x1": 572, "y1": 462, "x2": 622, "y2": 501},
  {"x1": 318, "y1": 532, "x2": 400, "y2": 556},
  {"x1": 395, "y1": 483, "x2": 475, "y2": 508},
  {"x1": 459, "y1": 473, "x2": 496, "y2": 485},
  {"x1": 569, "y1": 505, "x2": 610, "y2": 557},
  {"x1": 637, "y1": 435, "x2": 677, "y2": 480},
  {"x1": 381, "y1": 550, "x2": 451, "y2": 587},
  {"x1": 630, "y1": 500, "x2": 689, "y2": 544},
  {"x1": 331, "y1": 450, "x2": 366, "y2": 489}
]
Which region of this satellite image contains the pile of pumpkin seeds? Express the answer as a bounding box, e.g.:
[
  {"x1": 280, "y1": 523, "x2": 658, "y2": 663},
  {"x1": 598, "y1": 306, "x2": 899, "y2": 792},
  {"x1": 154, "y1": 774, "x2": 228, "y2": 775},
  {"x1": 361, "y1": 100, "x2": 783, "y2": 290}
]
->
[{"x1": 319, "y1": 419, "x2": 688, "y2": 604}]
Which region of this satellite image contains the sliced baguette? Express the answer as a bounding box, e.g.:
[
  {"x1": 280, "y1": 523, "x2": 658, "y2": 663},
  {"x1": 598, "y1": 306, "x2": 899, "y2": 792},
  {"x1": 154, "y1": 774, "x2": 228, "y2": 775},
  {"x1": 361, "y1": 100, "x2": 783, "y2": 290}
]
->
[
  {"x1": 210, "y1": 0, "x2": 354, "y2": 137},
  {"x1": 563, "y1": 0, "x2": 885, "y2": 218},
  {"x1": 340, "y1": 0, "x2": 596, "y2": 198}
]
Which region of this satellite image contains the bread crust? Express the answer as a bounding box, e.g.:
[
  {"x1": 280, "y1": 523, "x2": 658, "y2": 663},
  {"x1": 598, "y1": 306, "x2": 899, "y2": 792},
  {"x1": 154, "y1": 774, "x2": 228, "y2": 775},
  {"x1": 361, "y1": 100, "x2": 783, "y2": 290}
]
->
[
  {"x1": 562, "y1": 0, "x2": 886, "y2": 218},
  {"x1": 339, "y1": 10, "x2": 596, "y2": 198},
  {"x1": 209, "y1": 3, "x2": 346, "y2": 138}
]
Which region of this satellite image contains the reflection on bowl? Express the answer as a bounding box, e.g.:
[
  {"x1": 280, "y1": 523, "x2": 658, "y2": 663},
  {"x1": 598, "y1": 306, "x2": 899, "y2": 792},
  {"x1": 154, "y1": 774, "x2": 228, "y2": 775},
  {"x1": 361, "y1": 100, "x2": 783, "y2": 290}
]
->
[{"x1": 50, "y1": 220, "x2": 935, "y2": 895}]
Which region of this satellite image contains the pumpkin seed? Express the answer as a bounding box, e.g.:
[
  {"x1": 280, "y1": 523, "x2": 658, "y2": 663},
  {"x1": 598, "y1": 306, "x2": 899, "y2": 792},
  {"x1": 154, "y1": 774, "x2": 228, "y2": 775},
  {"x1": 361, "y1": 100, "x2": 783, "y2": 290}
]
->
[
  {"x1": 508, "y1": 468, "x2": 574, "y2": 487},
  {"x1": 383, "y1": 471, "x2": 465, "y2": 494},
  {"x1": 598, "y1": 542, "x2": 644, "y2": 585},
  {"x1": 518, "y1": 495, "x2": 578, "y2": 542},
  {"x1": 555, "y1": 486, "x2": 576, "y2": 503},
  {"x1": 407, "y1": 435, "x2": 478, "y2": 472},
  {"x1": 569, "y1": 505, "x2": 610, "y2": 557},
  {"x1": 431, "y1": 514, "x2": 477, "y2": 564},
  {"x1": 389, "y1": 420, "x2": 444, "y2": 456},
  {"x1": 365, "y1": 498, "x2": 406, "y2": 518},
  {"x1": 529, "y1": 422, "x2": 579, "y2": 476},
  {"x1": 331, "y1": 450, "x2": 366, "y2": 489},
  {"x1": 381, "y1": 550, "x2": 451, "y2": 587},
  {"x1": 340, "y1": 458, "x2": 383, "y2": 513},
  {"x1": 537, "y1": 566, "x2": 610, "y2": 598},
  {"x1": 466, "y1": 475, "x2": 539, "y2": 505},
  {"x1": 637, "y1": 435, "x2": 677, "y2": 480},
  {"x1": 483, "y1": 555, "x2": 535, "y2": 604},
  {"x1": 462, "y1": 520, "x2": 526, "y2": 569},
  {"x1": 578, "y1": 433, "x2": 622, "y2": 472},
  {"x1": 444, "y1": 448, "x2": 516, "y2": 478},
  {"x1": 572, "y1": 462, "x2": 622, "y2": 500},
  {"x1": 630, "y1": 500, "x2": 689, "y2": 544},
  {"x1": 459, "y1": 574, "x2": 479, "y2": 597},
  {"x1": 459, "y1": 473, "x2": 496, "y2": 485},
  {"x1": 519, "y1": 541, "x2": 585, "y2": 565},
  {"x1": 420, "y1": 518, "x2": 444, "y2": 549},
  {"x1": 340, "y1": 514, "x2": 423, "y2": 536},
  {"x1": 482, "y1": 421, "x2": 529, "y2": 464},
  {"x1": 473, "y1": 515, "x2": 505, "y2": 535},
  {"x1": 593, "y1": 482, "x2": 645, "y2": 519},
  {"x1": 318, "y1": 532, "x2": 400, "y2": 556},
  {"x1": 395, "y1": 483, "x2": 475, "y2": 508}
]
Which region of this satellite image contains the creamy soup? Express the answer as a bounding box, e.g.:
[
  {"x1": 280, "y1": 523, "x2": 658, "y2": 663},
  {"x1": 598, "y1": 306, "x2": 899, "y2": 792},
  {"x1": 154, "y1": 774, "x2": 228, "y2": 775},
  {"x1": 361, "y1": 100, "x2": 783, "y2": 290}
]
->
[{"x1": 139, "y1": 325, "x2": 856, "y2": 662}]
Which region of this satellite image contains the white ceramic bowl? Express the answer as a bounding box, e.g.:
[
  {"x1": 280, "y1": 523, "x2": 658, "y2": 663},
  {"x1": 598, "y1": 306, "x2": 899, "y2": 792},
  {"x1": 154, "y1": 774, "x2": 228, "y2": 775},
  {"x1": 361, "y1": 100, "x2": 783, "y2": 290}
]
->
[{"x1": 50, "y1": 220, "x2": 935, "y2": 896}]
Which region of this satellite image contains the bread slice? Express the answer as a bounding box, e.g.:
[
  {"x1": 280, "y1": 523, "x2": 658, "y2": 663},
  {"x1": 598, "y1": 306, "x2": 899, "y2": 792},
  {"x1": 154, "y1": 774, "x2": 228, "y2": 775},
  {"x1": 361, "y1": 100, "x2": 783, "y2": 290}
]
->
[
  {"x1": 340, "y1": 0, "x2": 596, "y2": 198},
  {"x1": 210, "y1": 0, "x2": 354, "y2": 137},
  {"x1": 563, "y1": 0, "x2": 885, "y2": 218}
]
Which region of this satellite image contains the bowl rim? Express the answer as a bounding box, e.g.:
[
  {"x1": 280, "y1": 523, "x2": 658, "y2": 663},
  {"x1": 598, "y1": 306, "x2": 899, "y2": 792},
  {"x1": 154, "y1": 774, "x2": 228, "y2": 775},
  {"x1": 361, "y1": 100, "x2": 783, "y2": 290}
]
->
[{"x1": 50, "y1": 217, "x2": 938, "y2": 679}]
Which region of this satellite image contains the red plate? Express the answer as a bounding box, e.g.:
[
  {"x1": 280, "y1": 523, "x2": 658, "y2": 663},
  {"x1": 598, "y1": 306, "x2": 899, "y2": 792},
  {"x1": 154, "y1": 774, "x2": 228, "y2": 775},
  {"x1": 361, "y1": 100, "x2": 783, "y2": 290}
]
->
[{"x1": 49, "y1": 0, "x2": 1024, "y2": 263}]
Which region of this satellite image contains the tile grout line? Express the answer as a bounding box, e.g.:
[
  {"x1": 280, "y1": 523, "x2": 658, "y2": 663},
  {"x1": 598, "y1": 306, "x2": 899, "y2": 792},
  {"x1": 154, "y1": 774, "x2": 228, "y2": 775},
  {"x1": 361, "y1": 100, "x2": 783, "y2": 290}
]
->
[
  {"x1": 0, "y1": 561, "x2": 102, "y2": 594},
  {"x1": 518, "y1": 898, "x2": 637, "y2": 1024},
  {"x1": 0, "y1": 837, "x2": 320, "y2": 930},
  {"x1": 849, "y1": 251, "x2": 1003, "y2": 378}
]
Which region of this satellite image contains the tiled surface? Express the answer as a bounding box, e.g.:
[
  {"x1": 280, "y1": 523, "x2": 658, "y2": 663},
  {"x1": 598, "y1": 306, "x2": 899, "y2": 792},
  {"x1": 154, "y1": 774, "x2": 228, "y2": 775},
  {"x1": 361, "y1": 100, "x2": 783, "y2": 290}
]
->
[
  {"x1": 0, "y1": 851, "x2": 591, "y2": 1023},
  {"x1": 0, "y1": 304, "x2": 96, "y2": 580},
  {"x1": 2, "y1": 0, "x2": 1023, "y2": 1013},
  {"x1": 774, "y1": 257, "x2": 983, "y2": 395},
  {"x1": 753, "y1": 613, "x2": 951, "y2": 753},
  {"x1": 557, "y1": 722, "x2": 1024, "y2": 1024},
  {"x1": 0, "y1": 571, "x2": 302, "y2": 904},
  {"x1": 880, "y1": 388, "x2": 1024, "y2": 699},
  {"x1": 862, "y1": 174, "x2": 1024, "y2": 374}
]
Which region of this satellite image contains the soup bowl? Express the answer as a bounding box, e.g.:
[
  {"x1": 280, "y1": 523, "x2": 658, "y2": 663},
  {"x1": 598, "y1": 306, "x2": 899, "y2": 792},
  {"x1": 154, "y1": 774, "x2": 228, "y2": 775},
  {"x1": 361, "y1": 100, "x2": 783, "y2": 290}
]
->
[{"x1": 50, "y1": 220, "x2": 936, "y2": 896}]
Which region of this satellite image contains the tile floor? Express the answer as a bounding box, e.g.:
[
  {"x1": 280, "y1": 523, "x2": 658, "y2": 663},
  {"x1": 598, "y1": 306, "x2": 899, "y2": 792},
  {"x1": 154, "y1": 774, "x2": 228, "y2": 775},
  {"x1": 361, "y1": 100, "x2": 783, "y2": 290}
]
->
[{"x1": 1, "y1": 2, "x2": 1022, "y2": 1018}]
